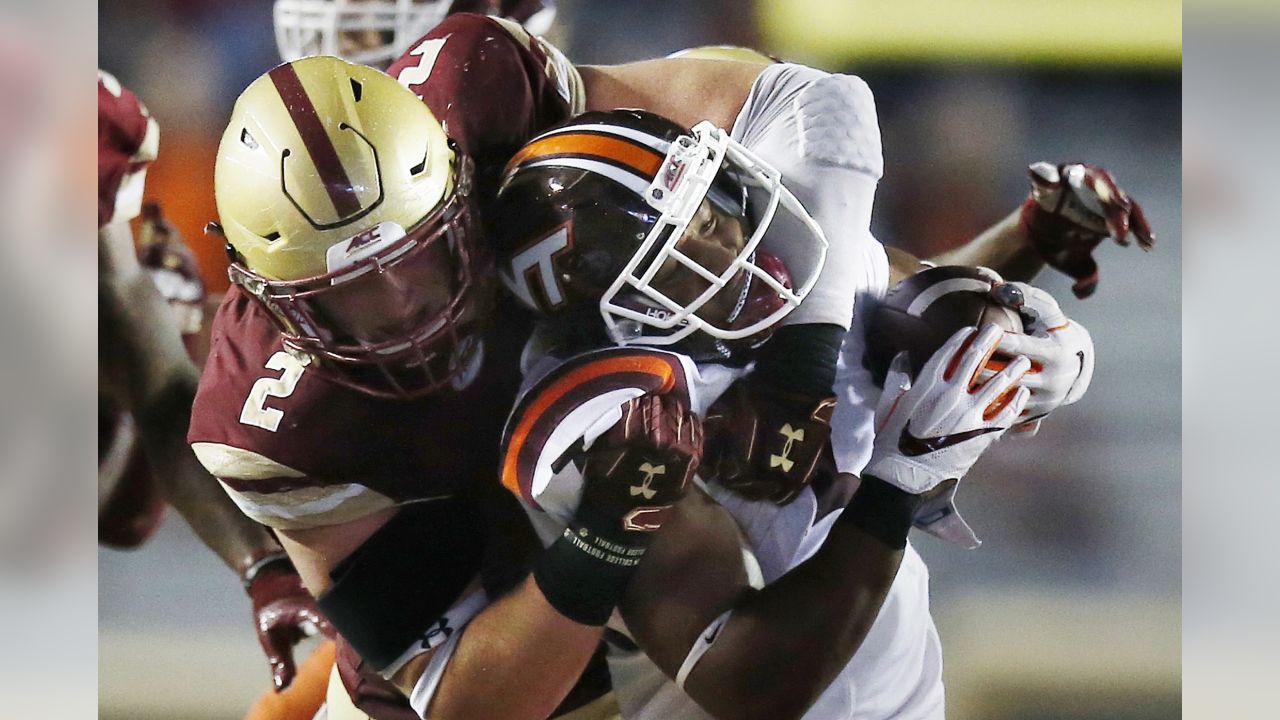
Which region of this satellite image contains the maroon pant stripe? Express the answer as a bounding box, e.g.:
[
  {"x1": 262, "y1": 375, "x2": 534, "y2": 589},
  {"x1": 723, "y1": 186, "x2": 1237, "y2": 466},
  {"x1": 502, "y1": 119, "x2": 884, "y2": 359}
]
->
[{"x1": 269, "y1": 64, "x2": 363, "y2": 219}]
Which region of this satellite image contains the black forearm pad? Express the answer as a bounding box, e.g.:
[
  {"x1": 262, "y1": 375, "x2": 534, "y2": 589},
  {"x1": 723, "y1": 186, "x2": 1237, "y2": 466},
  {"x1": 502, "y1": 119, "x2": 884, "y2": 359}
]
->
[
  {"x1": 317, "y1": 499, "x2": 486, "y2": 671},
  {"x1": 839, "y1": 475, "x2": 923, "y2": 550},
  {"x1": 752, "y1": 323, "x2": 845, "y2": 397},
  {"x1": 533, "y1": 519, "x2": 648, "y2": 627}
]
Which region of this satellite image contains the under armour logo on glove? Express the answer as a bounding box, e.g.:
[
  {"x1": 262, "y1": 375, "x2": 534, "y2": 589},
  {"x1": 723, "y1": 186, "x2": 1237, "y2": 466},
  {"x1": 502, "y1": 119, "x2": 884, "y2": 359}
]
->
[
  {"x1": 630, "y1": 462, "x2": 665, "y2": 499},
  {"x1": 769, "y1": 423, "x2": 806, "y2": 472}
]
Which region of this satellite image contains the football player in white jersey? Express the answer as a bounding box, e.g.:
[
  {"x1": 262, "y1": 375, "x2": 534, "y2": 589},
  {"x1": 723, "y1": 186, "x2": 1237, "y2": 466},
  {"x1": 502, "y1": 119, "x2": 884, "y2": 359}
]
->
[
  {"x1": 577, "y1": 51, "x2": 1152, "y2": 520},
  {"x1": 482, "y1": 50, "x2": 1148, "y2": 714},
  {"x1": 484, "y1": 109, "x2": 1037, "y2": 720}
]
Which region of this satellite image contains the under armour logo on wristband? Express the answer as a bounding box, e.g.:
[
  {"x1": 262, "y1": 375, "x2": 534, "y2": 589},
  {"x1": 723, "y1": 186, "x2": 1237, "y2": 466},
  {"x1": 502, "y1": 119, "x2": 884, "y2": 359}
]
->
[
  {"x1": 631, "y1": 462, "x2": 665, "y2": 500},
  {"x1": 769, "y1": 424, "x2": 805, "y2": 473},
  {"x1": 422, "y1": 617, "x2": 453, "y2": 649}
]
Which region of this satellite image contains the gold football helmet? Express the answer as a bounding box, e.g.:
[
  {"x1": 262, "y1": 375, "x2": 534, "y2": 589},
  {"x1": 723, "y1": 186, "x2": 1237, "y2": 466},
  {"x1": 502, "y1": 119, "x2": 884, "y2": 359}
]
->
[{"x1": 214, "y1": 55, "x2": 489, "y2": 398}]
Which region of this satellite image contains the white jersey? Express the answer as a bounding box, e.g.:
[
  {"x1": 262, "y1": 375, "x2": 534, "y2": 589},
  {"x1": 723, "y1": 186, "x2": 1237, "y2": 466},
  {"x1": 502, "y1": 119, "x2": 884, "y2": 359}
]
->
[
  {"x1": 497, "y1": 62, "x2": 939, "y2": 720},
  {"x1": 502, "y1": 342, "x2": 943, "y2": 720},
  {"x1": 740, "y1": 62, "x2": 889, "y2": 331}
]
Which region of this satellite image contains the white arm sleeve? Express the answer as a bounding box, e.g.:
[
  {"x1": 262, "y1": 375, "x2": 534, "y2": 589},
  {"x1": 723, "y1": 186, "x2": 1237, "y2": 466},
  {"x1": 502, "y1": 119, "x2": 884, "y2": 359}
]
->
[
  {"x1": 732, "y1": 63, "x2": 887, "y2": 330},
  {"x1": 830, "y1": 270, "x2": 892, "y2": 475}
]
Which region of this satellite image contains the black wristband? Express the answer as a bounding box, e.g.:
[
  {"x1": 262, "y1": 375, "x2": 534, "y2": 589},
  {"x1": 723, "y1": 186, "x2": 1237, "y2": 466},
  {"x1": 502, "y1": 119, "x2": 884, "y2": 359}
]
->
[
  {"x1": 839, "y1": 475, "x2": 924, "y2": 550},
  {"x1": 752, "y1": 323, "x2": 845, "y2": 398},
  {"x1": 533, "y1": 521, "x2": 649, "y2": 626}
]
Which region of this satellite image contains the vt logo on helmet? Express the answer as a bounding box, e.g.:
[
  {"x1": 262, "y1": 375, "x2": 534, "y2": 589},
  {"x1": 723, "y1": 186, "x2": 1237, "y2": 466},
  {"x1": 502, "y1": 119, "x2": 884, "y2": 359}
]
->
[
  {"x1": 491, "y1": 109, "x2": 829, "y2": 361},
  {"x1": 214, "y1": 56, "x2": 490, "y2": 398}
]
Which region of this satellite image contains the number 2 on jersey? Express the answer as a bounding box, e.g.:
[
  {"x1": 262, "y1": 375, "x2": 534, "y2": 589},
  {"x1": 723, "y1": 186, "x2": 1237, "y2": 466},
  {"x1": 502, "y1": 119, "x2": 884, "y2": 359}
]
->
[
  {"x1": 240, "y1": 351, "x2": 305, "y2": 432},
  {"x1": 396, "y1": 38, "x2": 447, "y2": 91}
]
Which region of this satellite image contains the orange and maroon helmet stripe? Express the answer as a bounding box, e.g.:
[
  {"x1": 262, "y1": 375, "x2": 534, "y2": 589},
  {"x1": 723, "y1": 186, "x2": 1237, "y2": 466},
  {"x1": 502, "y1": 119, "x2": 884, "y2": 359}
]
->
[
  {"x1": 268, "y1": 64, "x2": 363, "y2": 219},
  {"x1": 505, "y1": 131, "x2": 664, "y2": 180},
  {"x1": 500, "y1": 348, "x2": 689, "y2": 508}
]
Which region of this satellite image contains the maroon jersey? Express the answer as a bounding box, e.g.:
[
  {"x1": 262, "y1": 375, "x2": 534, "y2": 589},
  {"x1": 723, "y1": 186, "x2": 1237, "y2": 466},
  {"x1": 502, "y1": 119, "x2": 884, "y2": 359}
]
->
[
  {"x1": 190, "y1": 13, "x2": 579, "y2": 530},
  {"x1": 189, "y1": 288, "x2": 532, "y2": 529},
  {"x1": 386, "y1": 13, "x2": 583, "y2": 204},
  {"x1": 98, "y1": 70, "x2": 158, "y2": 229}
]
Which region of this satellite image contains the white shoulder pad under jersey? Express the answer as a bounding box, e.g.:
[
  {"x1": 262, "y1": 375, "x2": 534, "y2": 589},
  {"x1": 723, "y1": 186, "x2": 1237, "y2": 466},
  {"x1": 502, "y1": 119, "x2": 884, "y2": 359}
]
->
[
  {"x1": 732, "y1": 63, "x2": 888, "y2": 330},
  {"x1": 500, "y1": 347, "x2": 743, "y2": 539}
]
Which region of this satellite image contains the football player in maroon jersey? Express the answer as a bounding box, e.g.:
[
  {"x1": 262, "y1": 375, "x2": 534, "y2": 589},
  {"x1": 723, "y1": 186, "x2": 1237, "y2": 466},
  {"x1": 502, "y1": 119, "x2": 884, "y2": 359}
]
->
[
  {"x1": 98, "y1": 70, "x2": 331, "y2": 692},
  {"x1": 195, "y1": 52, "x2": 672, "y2": 720}
]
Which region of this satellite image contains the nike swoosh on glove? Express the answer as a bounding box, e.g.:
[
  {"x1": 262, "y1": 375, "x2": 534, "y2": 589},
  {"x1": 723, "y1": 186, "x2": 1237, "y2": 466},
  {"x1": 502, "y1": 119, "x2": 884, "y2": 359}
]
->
[{"x1": 864, "y1": 324, "x2": 1030, "y2": 547}]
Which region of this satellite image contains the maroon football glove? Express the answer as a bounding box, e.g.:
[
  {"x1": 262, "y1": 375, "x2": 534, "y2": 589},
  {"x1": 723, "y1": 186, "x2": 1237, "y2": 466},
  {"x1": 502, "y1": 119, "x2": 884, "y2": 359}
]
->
[
  {"x1": 245, "y1": 554, "x2": 334, "y2": 691},
  {"x1": 702, "y1": 380, "x2": 837, "y2": 506},
  {"x1": 1019, "y1": 162, "x2": 1155, "y2": 298},
  {"x1": 578, "y1": 393, "x2": 704, "y2": 535},
  {"x1": 336, "y1": 634, "x2": 420, "y2": 720}
]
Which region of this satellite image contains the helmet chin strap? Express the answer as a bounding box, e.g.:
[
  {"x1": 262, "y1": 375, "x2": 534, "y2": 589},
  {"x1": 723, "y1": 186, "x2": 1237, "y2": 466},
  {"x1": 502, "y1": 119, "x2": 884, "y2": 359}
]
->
[{"x1": 724, "y1": 251, "x2": 756, "y2": 329}]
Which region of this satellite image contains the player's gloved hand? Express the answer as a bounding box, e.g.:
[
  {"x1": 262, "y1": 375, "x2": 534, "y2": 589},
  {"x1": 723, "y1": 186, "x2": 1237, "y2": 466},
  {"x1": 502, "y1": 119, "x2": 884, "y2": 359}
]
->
[
  {"x1": 1020, "y1": 162, "x2": 1155, "y2": 298},
  {"x1": 990, "y1": 282, "x2": 1094, "y2": 435},
  {"x1": 536, "y1": 393, "x2": 703, "y2": 626},
  {"x1": 244, "y1": 553, "x2": 334, "y2": 691},
  {"x1": 577, "y1": 393, "x2": 704, "y2": 538},
  {"x1": 702, "y1": 380, "x2": 837, "y2": 505},
  {"x1": 864, "y1": 324, "x2": 1031, "y2": 547}
]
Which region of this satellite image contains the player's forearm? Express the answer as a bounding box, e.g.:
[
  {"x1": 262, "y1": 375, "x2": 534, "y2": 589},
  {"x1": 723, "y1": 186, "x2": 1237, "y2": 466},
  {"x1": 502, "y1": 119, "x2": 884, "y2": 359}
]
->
[
  {"x1": 135, "y1": 368, "x2": 281, "y2": 575},
  {"x1": 97, "y1": 413, "x2": 138, "y2": 513},
  {"x1": 926, "y1": 209, "x2": 1045, "y2": 281},
  {"x1": 681, "y1": 521, "x2": 902, "y2": 720},
  {"x1": 419, "y1": 576, "x2": 603, "y2": 720},
  {"x1": 579, "y1": 59, "x2": 759, "y2": 132}
]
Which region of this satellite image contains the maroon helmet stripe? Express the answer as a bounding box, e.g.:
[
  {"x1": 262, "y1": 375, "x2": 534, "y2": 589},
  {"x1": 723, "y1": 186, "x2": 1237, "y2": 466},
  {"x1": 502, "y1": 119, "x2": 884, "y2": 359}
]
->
[{"x1": 268, "y1": 64, "x2": 363, "y2": 218}]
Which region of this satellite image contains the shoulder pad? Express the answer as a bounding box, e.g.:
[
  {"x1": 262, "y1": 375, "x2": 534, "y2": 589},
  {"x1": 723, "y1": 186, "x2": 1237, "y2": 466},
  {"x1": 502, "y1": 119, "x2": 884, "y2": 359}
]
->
[
  {"x1": 795, "y1": 73, "x2": 883, "y2": 179},
  {"x1": 501, "y1": 348, "x2": 693, "y2": 509}
]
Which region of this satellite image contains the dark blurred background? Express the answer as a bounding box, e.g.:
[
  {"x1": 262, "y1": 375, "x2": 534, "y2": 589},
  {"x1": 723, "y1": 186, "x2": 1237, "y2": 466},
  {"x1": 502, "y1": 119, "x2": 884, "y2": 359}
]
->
[{"x1": 96, "y1": 1, "x2": 1181, "y2": 717}]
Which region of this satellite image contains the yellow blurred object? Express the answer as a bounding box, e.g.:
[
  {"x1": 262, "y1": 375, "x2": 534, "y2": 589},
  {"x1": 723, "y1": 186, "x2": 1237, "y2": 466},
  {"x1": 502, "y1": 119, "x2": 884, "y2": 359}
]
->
[
  {"x1": 668, "y1": 45, "x2": 778, "y2": 64},
  {"x1": 758, "y1": 0, "x2": 1182, "y2": 66}
]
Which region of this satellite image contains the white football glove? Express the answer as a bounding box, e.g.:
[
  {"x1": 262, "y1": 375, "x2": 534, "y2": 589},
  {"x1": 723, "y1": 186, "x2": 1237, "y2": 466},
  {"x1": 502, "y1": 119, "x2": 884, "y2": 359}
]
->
[
  {"x1": 865, "y1": 323, "x2": 1031, "y2": 548},
  {"x1": 991, "y1": 282, "x2": 1095, "y2": 435}
]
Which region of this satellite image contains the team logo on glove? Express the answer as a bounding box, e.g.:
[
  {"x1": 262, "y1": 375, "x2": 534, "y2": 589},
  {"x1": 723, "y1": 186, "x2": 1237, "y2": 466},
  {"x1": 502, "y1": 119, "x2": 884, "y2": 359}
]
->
[
  {"x1": 630, "y1": 462, "x2": 666, "y2": 499},
  {"x1": 769, "y1": 423, "x2": 806, "y2": 473}
]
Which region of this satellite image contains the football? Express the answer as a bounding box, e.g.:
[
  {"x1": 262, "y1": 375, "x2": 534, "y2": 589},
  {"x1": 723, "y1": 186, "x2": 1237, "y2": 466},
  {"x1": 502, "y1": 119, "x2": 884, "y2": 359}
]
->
[{"x1": 863, "y1": 265, "x2": 1029, "y2": 387}]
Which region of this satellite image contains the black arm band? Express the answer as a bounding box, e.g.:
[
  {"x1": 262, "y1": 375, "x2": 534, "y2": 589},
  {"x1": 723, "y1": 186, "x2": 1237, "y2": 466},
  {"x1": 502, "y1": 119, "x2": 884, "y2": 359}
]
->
[
  {"x1": 533, "y1": 513, "x2": 650, "y2": 627},
  {"x1": 752, "y1": 323, "x2": 845, "y2": 397},
  {"x1": 316, "y1": 499, "x2": 486, "y2": 671},
  {"x1": 839, "y1": 475, "x2": 923, "y2": 550}
]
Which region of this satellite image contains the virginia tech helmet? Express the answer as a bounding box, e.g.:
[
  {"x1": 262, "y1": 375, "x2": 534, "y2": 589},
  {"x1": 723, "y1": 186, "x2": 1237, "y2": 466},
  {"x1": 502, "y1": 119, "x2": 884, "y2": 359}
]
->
[
  {"x1": 491, "y1": 109, "x2": 828, "y2": 360},
  {"x1": 273, "y1": 0, "x2": 557, "y2": 68},
  {"x1": 214, "y1": 55, "x2": 488, "y2": 398}
]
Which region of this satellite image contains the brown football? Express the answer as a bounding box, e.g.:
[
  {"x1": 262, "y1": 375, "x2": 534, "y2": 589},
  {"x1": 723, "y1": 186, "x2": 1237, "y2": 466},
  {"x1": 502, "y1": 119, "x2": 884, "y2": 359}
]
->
[{"x1": 863, "y1": 266, "x2": 1028, "y2": 387}]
